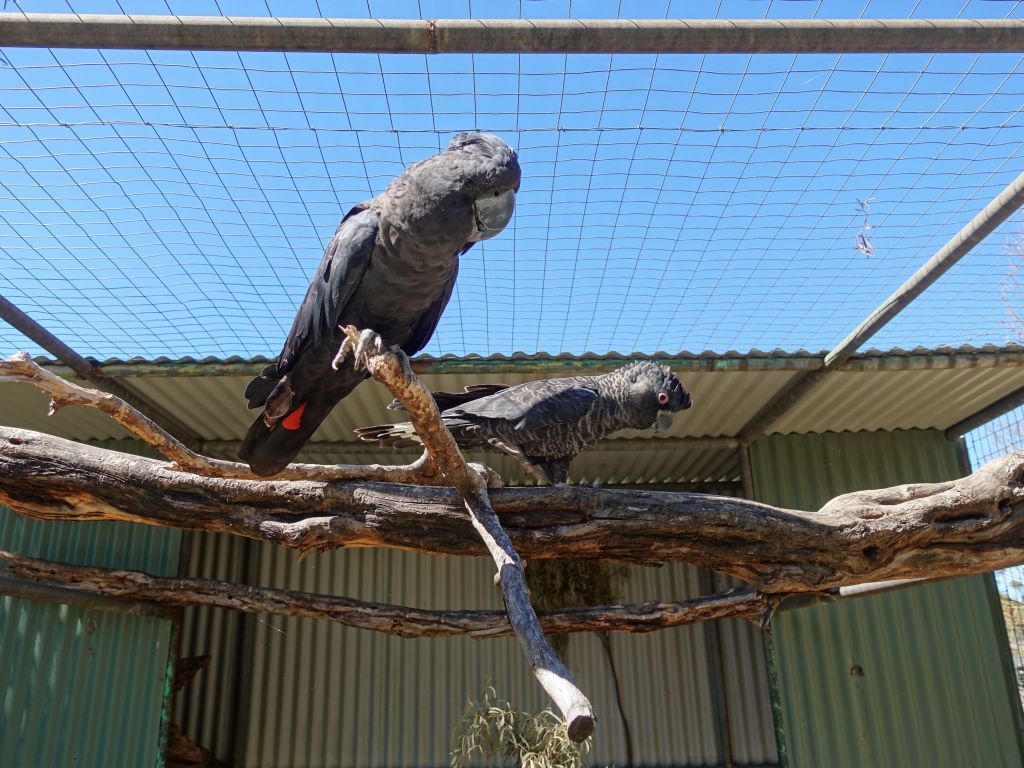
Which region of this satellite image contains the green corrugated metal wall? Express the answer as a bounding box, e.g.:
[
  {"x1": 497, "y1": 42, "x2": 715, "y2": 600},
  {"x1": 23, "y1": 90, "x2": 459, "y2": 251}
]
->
[
  {"x1": 0, "y1": 439, "x2": 182, "y2": 768},
  {"x1": 751, "y1": 429, "x2": 1024, "y2": 768}
]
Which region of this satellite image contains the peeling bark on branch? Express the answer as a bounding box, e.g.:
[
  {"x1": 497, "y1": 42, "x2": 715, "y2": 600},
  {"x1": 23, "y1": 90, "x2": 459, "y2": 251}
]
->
[
  {"x1": 1, "y1": 348, "x2": 585, "y2": 739},
  {"x1": 2, "y1": 427, "x2": 1023, "y2": 592}
]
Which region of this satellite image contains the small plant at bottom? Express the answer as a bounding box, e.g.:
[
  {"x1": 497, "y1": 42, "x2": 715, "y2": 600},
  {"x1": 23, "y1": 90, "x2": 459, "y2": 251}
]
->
[{"x1": 450, "y1": 686, "x2": 591, "y2": 768}]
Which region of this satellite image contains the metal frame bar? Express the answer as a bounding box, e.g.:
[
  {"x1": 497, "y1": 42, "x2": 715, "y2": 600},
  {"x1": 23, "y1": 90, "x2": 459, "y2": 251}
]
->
[
  {"x1": 0, "y1": 294, "x2": 204, "y2": 446},
  {"x1": 738, "y1": 172, "x2": 1024, "y2": 444},
  {"x1": 1, "y1": 14, "x2": 1024, "y2": 53},
  {"x1": 0, "y1": 294, "x2": 106, "y2": 382}
]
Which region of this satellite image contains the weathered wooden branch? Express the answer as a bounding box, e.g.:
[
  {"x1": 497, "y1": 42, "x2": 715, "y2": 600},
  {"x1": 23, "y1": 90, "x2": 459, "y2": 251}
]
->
[
  {"x1": 1, "y1": 348, "x2": 578, "y2": 736},
  {"x1": 0, "y1": 549, "x2": 769, "y2": 636},
  {"x1": 334, "y1": 326, "x2": 594, "y2": 742}
]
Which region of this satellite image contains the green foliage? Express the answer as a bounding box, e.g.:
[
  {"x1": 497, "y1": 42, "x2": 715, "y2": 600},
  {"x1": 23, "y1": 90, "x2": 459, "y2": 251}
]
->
[{"x1": 450, "y1": 686, "x2": 590, "y2": 768}]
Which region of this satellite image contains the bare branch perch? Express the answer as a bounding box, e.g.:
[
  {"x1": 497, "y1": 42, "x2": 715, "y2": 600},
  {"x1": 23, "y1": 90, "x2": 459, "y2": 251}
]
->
[
  {"x1": 0, "y1": 549, "x2": 769, "y2": 637},
  {"x1": 0, "y1": 352, "x2": 458, "y2": 485},
  {"x1": 335, "y1": 326, "x2": 595, "y2": 742}
]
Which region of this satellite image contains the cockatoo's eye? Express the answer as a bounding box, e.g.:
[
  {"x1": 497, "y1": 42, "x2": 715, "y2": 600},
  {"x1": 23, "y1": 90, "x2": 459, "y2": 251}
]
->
[{"x1": 657, "y1": 391, "x2": 670, "y2": 405}]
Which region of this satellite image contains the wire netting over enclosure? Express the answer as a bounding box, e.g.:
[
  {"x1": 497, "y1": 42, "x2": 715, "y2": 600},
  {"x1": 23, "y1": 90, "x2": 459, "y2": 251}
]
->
[
  {"x1": 967, "y1": 404, "x2": 1024, "y2": 710},
  {"x1": 1, "y1": 0, "x2": 1023, "y2": 360}
]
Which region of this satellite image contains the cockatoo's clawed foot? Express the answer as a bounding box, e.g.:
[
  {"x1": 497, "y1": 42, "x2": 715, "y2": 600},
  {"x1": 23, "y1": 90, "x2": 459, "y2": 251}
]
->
[
  {"x1": 468, "y1": 461, "x2": 504, "y2": 489},
  {"x1": 353, "y1": 328, "x2": 384, "y2": 370},
  {"x1": 331, "y1": 337, "x2": 354, "y2": 370},
  {"x1": 333, "y1": 326, "x2": 383, "y2": 371},
  {"x1": 393, "y1": 347, "x2": 416, "y2": 385}
]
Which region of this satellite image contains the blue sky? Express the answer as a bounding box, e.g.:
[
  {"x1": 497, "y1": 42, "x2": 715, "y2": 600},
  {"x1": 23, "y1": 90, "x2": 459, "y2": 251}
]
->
[{"x1": 1, "y1": 0, "x2": 1023, "y2": 360}]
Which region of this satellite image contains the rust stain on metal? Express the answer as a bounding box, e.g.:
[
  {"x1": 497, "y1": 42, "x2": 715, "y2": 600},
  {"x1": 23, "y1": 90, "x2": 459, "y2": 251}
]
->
[{"x1": 426, "y1": 19, "x2": 438, "y2": 54}]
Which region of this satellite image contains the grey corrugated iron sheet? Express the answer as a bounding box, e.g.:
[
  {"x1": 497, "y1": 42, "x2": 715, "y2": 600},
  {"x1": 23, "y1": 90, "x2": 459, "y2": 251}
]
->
[
  {"x1": 3, "y1": 344, "x2": 1022, "y2": 486},
  {"x1": 35, "y1": 343, "x2": 1018, "y2": 370},
  {"x1": 750, "y1": 430, "x2": 1024, "y2": 768},
  {"x1": 175, "y1": 532, "x2": 249, "y2": 764},
  {"x1": 773, "y1": 363, "x2": 1024, "y2": 434},
  {"x1": 172, "y1": 533, "x2": 776, "y2": 767}
]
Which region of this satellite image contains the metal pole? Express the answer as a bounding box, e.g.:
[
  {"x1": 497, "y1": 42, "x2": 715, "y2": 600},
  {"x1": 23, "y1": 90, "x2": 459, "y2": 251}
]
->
[
  {"x1": 825, "y1": 170, "x2": 1024, "y2": 370},
  {"x1": 0, "y1": 294, "x2": 102, "y2": 382},
  {"x1": 1, "y1": 15, "x2": 1024, "y2": 54},
  {"x1": 837, "y1": 578, "x2": 927, "y2": 598},
  {"x1": 738, "y1": 171, "x2": 1024, "y2": 441},
  {"x1": 0, "y1": 293, "x2": 204, "y2": 447},
  {"x1": 945, "y1": 384, "x2": 1024, "y2": 439},
  {"x1": 738, "y1": 443, "x2": 755, "y2": 499}
]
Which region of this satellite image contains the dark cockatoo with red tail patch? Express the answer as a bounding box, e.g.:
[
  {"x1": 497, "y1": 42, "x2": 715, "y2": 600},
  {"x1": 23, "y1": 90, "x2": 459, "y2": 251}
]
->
[{"x1": 239, "y1": 133, "x2": 520, "y2": 476}]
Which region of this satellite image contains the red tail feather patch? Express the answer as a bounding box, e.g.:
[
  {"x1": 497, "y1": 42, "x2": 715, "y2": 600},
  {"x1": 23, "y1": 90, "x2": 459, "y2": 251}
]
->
[{"x1": 282, "y1": 402, "x2": 307, "y2": 431}]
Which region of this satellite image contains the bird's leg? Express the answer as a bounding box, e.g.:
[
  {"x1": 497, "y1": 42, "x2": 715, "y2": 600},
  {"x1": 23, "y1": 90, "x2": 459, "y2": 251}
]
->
[
  {"x1": 485, "y1": 438, "x2": 551, "y2": 486},
  {"x1": 541, "y1": 458, "x2": 572, "y2": 487},
  {"x1": 395, "y1": 347, "x2": 416, "y2": 385},
  {"x1": 353, "y1": 328, "x2": 385, "y2": 368}
]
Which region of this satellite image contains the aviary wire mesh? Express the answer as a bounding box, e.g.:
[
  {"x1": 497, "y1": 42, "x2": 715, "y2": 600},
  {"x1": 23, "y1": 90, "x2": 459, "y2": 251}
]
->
[
  {"x1": 1, "y1": 0, "x2": 1023, "y2": 360},
  {"x1": 965, "y1": 404, "x2": 1024, "y2": 710}
]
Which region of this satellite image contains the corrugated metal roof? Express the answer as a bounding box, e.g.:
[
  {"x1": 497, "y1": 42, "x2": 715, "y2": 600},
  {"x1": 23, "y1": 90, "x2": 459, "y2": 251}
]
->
[
  {"x1": 775, "y1": 365, "x2": 1024, "y2": 435},
  {"x1": 2, "y1": 345, "x2": 1021, "y2": 485},
  {"x1": 750, "y1": 430, "x2": 1024, "y2": 768},
  {"x1": 32, "y1": 347, "x2": 829, "y2": 370},
  {"x1": 26, "y1": 343, "x2": 1021, "y2": 371}
]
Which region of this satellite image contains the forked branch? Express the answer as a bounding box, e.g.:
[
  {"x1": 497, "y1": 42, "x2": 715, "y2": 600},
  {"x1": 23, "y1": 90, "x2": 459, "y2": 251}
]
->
[
  {"x1": 334, "y1": 325, "x2": 596, "y2": 742},
  {"x1": 0, "y1": 352, "x2": 453, "y2": 485}
]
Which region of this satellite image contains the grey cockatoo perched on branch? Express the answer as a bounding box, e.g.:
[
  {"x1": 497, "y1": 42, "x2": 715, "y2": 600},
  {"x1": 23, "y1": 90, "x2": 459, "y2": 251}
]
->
[
  {"x1": 239, "y1": 133, "x2": 521, "y2": 476},
  {"x1": 356, "y1": 362, "x2": 693, "y2": 485}
]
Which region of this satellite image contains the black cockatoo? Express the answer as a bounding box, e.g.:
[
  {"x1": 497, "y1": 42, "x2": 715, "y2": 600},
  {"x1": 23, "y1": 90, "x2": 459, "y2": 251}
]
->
[
  {"x1": 239, "y1": 133, "x2": 521, "y2": 476},
  {"x1": 355, "y1": 361, "x2": 692, "y2": 485}
]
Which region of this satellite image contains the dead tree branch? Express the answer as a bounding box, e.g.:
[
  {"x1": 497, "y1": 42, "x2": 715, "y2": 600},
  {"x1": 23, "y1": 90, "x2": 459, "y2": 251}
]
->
[
  {"x1": 0, "y1": 549, "x2": 769, "y2": 637},
  {"x1": 335, "y1": 325, "x2": 594, "y2": 742}
]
